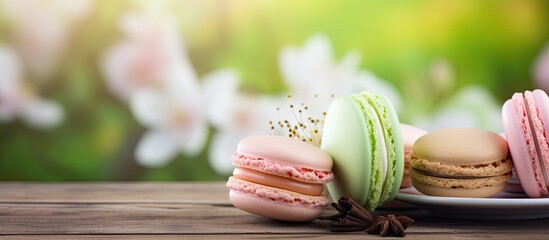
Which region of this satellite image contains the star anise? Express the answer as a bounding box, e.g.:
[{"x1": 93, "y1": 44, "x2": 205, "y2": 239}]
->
[
  {"x1": 366, "y1": 214, "x2": 414, "y2": 237},
  {"x1": 318, "y1": 196, "x2": 373, "y2": 232}
]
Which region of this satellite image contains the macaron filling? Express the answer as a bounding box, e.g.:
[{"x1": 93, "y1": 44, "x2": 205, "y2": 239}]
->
[
  {"x1": 412, "y1": 168, "x2": 504, "y2": 180},
  {"x1": 227, "y1": 177, "x2": 330, "y2": 209},
  {"x1": 232, "y1": 167, "x2": 324, "y2": 196},
  {"x1": 232, "y1": 153, "x2": 334, "y2": 183}
]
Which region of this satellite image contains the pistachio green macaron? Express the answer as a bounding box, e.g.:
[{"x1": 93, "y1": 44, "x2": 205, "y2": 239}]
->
[{"x1": 321, "y1": 92, "x2": 404, "y2": 211}]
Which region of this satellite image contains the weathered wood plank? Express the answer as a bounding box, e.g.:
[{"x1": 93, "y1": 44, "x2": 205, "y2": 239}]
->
[
  {"x1": 1, "y1": 203, "x2": 549, "y2": 235},
  {"x1": 0, "y1": 183, "x2": 228, "y2": 203},
  {"x1": 1, "y1": 182, "x2": 549, "y2": 239},
  {"x1": 0, "y1": 202, "x2": 320, "y2": 235}
]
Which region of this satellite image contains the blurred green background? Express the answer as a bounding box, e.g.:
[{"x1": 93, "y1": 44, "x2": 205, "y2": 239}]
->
[{"x1": 0, "y1": 0, "x2": 548, "y2": 181}]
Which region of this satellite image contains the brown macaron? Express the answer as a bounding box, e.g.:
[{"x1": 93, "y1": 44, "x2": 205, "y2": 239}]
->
[{"x1": 410, "y1": 128, "x2": 513, "y2": 198}]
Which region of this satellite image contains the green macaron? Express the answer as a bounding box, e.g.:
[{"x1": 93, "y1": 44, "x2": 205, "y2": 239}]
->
[{"x1": 321, "y1": 92, "x2": 404, "y2": 211}]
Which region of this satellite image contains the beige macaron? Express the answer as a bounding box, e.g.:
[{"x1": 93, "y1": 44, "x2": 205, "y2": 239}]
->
[{"x1": 410, "y1": 128, "x2": 513, "y2": 198}]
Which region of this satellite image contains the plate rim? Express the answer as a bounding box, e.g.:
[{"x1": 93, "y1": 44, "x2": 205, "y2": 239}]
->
[{"x1": 396, "y1": 192, "x2": 549, "y2": 207}]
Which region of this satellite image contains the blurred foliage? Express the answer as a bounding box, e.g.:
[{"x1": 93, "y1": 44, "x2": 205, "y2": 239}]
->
[{"x1": 0, "y1": 0, "x2": 548, "y2": 181}]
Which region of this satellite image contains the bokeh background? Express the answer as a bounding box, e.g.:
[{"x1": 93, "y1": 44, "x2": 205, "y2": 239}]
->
[{"x1": 0, "y1": 0, "x2": 548, "y2": 181}]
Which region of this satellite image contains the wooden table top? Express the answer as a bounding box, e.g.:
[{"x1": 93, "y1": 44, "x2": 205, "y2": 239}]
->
[{"x1": 1, "y1": 182, "x2": 548, "y2": 239}]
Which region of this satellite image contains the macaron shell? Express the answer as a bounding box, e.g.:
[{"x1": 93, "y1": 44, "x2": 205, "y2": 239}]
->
[
  {"x1": 411, "y1": 179, "x2": 508, "y2": 198},
  {"x1": 366, "y1": 93, "x2": 404, "y2": 206},
  {"x1": 232, "y1": 152, "x2": 333, "y2": 184},
  {"x1": 410, "y1": 168, "x2": 511, "y2": 191},
  {"x1": 351, "y1": 93, "x2": 388, "y2": 209},
  {"x1": 229, "y1": 191, "x2": 324, "y2": 222},
  {"x1": 413, "y1": 128, "x2": 509, "y2": 165},
  {"x1": 322, "y1": 96, "x2": 373, "y2": 205},
  {"x1": 410, "y1": 168, "x2": 511, "y2": 198},
  {"x1": 237, "y1": 135, "x2": 333, "y2": 171},
  {"x1": 531, "y1": 90, "x2": 549, "y2": 189},
  {"x1": 227, "y1": 177, "x2": 330, "y2": 208},
  {"x1": 503, "y1": 94, "x2": 548, "y2": 197}
]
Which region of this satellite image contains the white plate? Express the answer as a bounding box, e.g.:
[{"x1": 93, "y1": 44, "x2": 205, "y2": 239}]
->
[{"x1": 395, "y1": 188, "x2": 549, "y2": 220}]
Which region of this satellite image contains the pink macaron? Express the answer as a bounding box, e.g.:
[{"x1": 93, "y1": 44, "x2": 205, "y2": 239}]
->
[
  {"x1": 400, "y1": 124, "x2": 428, "y2": 188},
  {"x1": 502, "y1": 89, "x2": 549, "y2": 198},
  {"x1": 226, "y1": 135, "x2": 334, "y2": 221}
]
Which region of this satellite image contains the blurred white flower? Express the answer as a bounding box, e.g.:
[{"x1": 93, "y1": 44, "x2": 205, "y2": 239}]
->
[
  {"x1": 203, "y1": 69, "x2": 277, "y2": 175},
  {"x1": 104, "y1": 11, "x2": 207, "y2": 168},
  {"x1": 102, "y1": 12, "x2": 195, "y2": 101},
  {"x1": 0, "y1": 0, "x2": 92, "y2": 79},
  {"x1": 412, "y1": 85, "x2": 503, "y2": 133},
  {"x1": 0, "y1": 45, "x2": 64, "y2": 129},
  {"x1": 130, "y1": 66, "x2": 208, "y2": 168},
  {"x1": 279, "y1": 33, "x2": 402, "y2": 117},
  {"x1": 534, "y1": 42, "x2": 549, "y2": 92}
]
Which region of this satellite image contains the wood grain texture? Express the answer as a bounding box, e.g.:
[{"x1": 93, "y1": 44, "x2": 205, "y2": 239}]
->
[
  {"x1": 0, "y1": 183, "x2": 227, "y2": 203},
  {"x1": 1, "y1": 182, "x2": 549, "y2": 239}
]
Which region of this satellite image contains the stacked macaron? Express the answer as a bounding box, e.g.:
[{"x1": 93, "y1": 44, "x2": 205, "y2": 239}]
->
[
  {"x1": 502, "y1": 89, "x2": 549, "y2": 198},
  {"x1": 226, "y1": 135, "x2": 334, "y2": 221},
  {"x1": 409, "y1": 128, "x2": 513, "y2": 197},
  {"x1": 321, "y1": 91, "x2": 404, "y2": 211}
]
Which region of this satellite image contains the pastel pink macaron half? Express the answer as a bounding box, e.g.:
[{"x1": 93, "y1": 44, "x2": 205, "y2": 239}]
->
[
  {"x1": 227, "y1": 135, "x2": 334, "y2": 221},
  {"x1": 400, "y1": 124, "x2": 427, "y2": 188},
  {"x1": 502, "y1": 89, "x2": 549, "y2": 198}
]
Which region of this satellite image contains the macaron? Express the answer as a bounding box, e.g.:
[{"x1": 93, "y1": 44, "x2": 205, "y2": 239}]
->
[
  {"x1": 226, "y1": 135, "x2": 334, "y2": 221},
  {"x1": 400, "y1": 124, "x2": 427, "y2": 188},
  {"x1": 502, "y1": 89, "x2": 549, "y2": 198},
  {"x1": 321, "y1": 91, "x2": 404, "y2": 211},
  {"x1": 410, "y1": 128, "x2": 513, "y2": 198}
]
